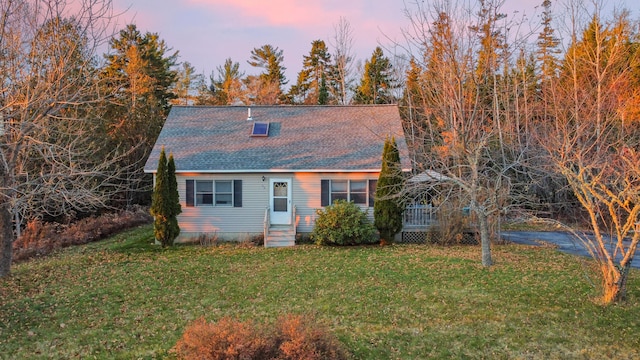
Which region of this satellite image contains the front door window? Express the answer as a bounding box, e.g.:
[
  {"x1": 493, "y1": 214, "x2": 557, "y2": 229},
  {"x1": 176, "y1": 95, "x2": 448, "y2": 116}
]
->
[{"x1": 273, "y1": 182, "x2": 288, "y2": 212}]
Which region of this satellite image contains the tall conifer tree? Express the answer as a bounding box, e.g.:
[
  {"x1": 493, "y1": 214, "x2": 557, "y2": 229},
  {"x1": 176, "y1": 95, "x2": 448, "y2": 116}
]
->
[
  {"x1": 167, "y1": 153, "x2": 181, "y2": 242},
  {"x1": 247, "y1": 44, "x2": 287, "y2": 103},
  {"x1": 101, "y1": 24, "x2": 178, "y2": 206},
  {"x1": 289, "y1": 40, "x2": 332, "y2": 104},
  {"x1": 150, "y1": 148, "x2": 181, "y2": 246},
  {"x1": 353, "y1": 46, "x2": 395, "y2": 104},
  {"x1": 374, "y1": 137, "x2": 404, "y2": 244}
]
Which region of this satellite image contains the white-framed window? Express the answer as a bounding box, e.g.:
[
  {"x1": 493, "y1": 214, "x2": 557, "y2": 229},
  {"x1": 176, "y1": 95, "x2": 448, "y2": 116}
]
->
[
  {"x1": 186, "y1": 179, "x2": 242, "y2": 207},
  {"x1": 349, "y1": 180, "x2": 367, "y2": 204},
  {"x1": 322, "y1": 179, "x2": 376, "y2": 207},
  {"x1": 214, "y1": 180, "x2": 233, "y2": 206},
  {"x1": 330, "y1": 180, "x2": 349, "y2": 203},
  {"x1": 196, "y1": 180, "x2": 213, "y2": 206}
]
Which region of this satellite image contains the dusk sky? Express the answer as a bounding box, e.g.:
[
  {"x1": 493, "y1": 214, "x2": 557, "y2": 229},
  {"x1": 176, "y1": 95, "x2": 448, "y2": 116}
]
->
[{"x1": 111, "y1": 0, "x2": 640, "y2": 86}]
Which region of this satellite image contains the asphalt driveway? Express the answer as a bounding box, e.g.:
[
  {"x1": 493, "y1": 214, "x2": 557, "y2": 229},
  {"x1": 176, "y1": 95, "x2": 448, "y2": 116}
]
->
[{"x1": 501, "y1": 231, "x2": 640, "y2": 269}]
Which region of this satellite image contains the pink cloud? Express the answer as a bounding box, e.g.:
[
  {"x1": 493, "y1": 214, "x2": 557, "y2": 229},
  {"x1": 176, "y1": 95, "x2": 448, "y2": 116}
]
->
[{"x1": 186, "y1": 0, "x2": 360, "y2": 29}]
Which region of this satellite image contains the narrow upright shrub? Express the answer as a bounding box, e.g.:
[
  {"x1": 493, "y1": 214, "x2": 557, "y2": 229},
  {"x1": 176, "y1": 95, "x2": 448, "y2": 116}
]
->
[
  {"x1": 374, "y1": 136, "x2": 404, "y2": 244},
  {"x1": 150, "y1": 147, "x2": 181, "y2": 246},
  {"x1": 312, "y1": 200, "x2": 377, "y2": 246},
  {"x1": 166, "y1": 153, "x2": 181, "y2": 241}
]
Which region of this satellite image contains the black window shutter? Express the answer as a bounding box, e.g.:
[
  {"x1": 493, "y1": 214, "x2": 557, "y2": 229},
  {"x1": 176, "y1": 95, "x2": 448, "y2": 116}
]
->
[
  {"x1": 368, "y1": 180, "x2": 377, "y2": 207},
  {"x1": 233, "y1": 180, "x2": 242, "y2": 207},
  {"x1": 186, "y1": 180, "x2": 194, "y2": 207},
  {"x1": 321, "y1": 180, "x2": 329, "y2": 206}
]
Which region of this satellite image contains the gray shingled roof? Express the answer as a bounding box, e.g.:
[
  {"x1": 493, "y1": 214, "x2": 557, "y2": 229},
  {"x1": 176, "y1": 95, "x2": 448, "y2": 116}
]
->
[{"x1": 144, "y1": 105, "x2": 411, "y2": 173}]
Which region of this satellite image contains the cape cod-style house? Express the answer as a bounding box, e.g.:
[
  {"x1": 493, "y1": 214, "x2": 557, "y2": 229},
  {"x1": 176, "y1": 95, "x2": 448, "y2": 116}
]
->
[{"x1": 144, "y1": 105, "x2": 411, "y2": 247}]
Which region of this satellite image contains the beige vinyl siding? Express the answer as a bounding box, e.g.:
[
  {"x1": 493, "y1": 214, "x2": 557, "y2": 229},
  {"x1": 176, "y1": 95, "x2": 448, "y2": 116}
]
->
[
  {"x1": 291, "y1": 172, "x2": 379, "y2": 233},
  {"x1": 176, "y1": 173, "x2": 268, "y2": 240},
  {"x1": 176, "y1": 172, "x2": 379, "y2": 240}
]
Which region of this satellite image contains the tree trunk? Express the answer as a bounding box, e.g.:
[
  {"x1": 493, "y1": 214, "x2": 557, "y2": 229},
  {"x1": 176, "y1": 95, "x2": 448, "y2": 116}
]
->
[
  {"x1": 601, "y1": 262, "x2": 629, "y2": 304},
  {"x1": 0, "y1": 202, "x2": 14, "y2": 277},
  {"x1": 478, "y1": 212, "x2": 493, "y2": 267},
  {"x1": 615, "y1": 263, "x2": 631, "y2": 302}
]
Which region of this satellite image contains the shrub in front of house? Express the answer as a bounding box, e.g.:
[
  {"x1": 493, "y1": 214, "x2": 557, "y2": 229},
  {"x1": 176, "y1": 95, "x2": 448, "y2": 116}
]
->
[{"x1": 311, "y1": 200, "x2": 377, "y2": 246}]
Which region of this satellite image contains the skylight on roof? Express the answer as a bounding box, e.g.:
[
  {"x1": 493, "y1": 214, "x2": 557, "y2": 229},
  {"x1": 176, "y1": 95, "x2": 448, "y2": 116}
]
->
[{"x1": 251, "y1": 122, "x2": 269, "y2": 137}]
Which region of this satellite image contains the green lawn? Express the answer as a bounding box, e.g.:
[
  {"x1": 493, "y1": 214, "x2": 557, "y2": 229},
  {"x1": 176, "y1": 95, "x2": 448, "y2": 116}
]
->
[{"x1": 1, "y1": 224, "x2": 639, "y2": 359}]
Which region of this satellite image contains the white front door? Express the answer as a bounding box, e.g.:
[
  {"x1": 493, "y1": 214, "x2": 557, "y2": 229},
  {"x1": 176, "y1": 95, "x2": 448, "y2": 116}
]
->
[{"x1": 269, "y1": 178, "x2": 292, "y2": 225}]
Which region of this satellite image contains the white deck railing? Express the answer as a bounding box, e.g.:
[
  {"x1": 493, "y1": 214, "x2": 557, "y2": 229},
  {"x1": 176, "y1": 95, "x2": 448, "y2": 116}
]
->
[{"x1": 403, "y1": 204, "x2": 437, "y2": 228}]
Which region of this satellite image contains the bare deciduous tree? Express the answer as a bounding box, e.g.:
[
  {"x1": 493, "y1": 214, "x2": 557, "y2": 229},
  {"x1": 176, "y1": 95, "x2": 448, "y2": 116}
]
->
[
  {"x1": 329, "y1": 16, "x2": 355, "y2": 105},
  {"x1": 401, "y1": 0, "x2": 529, "y2": 266},
  {"x1": 0, "y1": 0, "x2": 132, "y2": 277},
  {"x1": 540, "y1": 0, "x2": 640, "y2": 304}
]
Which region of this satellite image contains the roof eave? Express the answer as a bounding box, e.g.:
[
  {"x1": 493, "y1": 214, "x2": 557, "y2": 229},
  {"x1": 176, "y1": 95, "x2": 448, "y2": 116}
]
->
[{"x1": 144, "y1": 167, "x2": 412, "y2": 174}]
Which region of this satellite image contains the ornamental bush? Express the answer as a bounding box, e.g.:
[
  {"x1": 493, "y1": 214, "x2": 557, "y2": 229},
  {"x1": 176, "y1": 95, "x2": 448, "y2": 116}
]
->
[
  {"x1": 173, "y1": 317, "x2": 276, "y2": 360},
  {"x1": 311, "y1": 200, "x2": 377, "y2": 246},
  {"x1": 275, "y1": 314, "x2": 347, "y2": 360},
  {"x1": 173, "y1": 314, "x2": 347, "y2": 360}
]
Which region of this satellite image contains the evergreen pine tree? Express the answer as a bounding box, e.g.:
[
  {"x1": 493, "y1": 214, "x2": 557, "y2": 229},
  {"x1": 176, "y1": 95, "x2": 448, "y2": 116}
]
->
[
  {"x1": 353, "y1": 46, "x2": 396, "y2": 104},
  {"x1": 101, "y1": 24, "x2": 178, "y2": 206},
  {"x1": 248, "y1": 44, "x2": 287, "y2": 103},
  {"x1": 212, "y1": 58, "x2": 245, "y2": 105},
  {"x1": 288, "y1": 40, "x2": 332, "y2": 104},
  {"x1": 536, "y1": 0, "x2": 561, "y2": 85},
  {"x1": 374, "y1": 137, "x2": 404, "y2": 244},
  {"x1": 318, "y1": 74, "x2": 329, "y2": 105}
]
